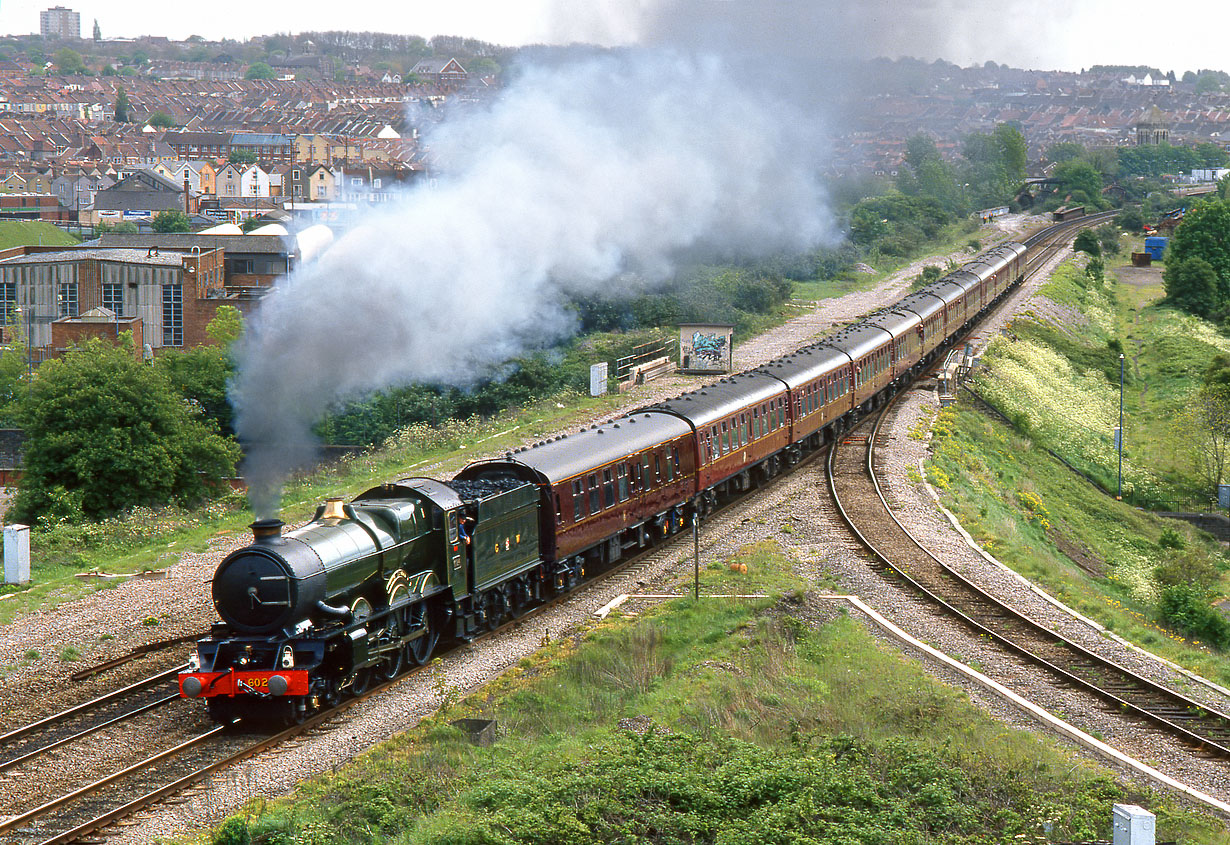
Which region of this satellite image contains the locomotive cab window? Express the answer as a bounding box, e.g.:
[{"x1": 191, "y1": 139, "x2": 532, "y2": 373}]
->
[{"x1": 447, "y1": 512, "x2": 459, "y2": 544}]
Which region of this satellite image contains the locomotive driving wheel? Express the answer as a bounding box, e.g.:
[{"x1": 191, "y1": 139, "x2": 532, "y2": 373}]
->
[
  {"x1": 378, "y1": 583, "x2": 409, "y2": 680},
  {"x1": 404, "y1": 603, "x2": 438, "y2": 666}
]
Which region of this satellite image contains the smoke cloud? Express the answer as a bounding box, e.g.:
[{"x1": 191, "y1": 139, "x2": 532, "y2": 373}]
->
[
  {"x1": 231, "y1": 47, "x2": 837, "y2": 516},
  {"x1": 544, "y1": 0, "x2": 1077, "y2": 70}
]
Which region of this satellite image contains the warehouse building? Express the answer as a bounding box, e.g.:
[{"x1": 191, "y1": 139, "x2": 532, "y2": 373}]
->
[{"x1": 0, "y1": 244, "x2": 229, "y2": 365}]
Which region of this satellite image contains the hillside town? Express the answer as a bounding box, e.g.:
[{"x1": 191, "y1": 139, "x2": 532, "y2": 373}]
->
[{"x1": 0, "y1": 9, "x2": 1223, "y2": 369}]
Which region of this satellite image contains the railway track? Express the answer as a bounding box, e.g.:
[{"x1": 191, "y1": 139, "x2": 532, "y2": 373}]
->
[
  {"x1": 826, "y1": 368, "x2": 1230, "y2": 764},
  {"x1": 0, "y1": 668, "x2": 186, "y2": 775}
]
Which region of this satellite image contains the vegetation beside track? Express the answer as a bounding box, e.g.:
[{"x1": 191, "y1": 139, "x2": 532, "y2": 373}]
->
[
  {"x1": 923, "y1": 249, "x2": 1230, "y2": 681},
  {"x1": 202, "y1": 544, "x2": 1225, "y2": 845}
]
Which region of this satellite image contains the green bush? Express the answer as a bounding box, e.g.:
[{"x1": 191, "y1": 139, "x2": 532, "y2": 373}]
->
[
  {"x1": 211, "y1": 816, "x2": 250, "y2": 845},
  {"x1": 1157, "y1": 584, "x2": 1230, "y2": 649}
]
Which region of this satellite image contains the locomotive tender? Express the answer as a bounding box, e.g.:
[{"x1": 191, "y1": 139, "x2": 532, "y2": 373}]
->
[{"x1": 181, "y1": 241, "x2": 1029, "y2": 723}]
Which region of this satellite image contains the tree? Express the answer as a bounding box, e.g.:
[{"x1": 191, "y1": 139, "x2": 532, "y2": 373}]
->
[
  {"x1": 1167, "y1": 199, "x2": 1230, "y2": 302},
  {"x1": 148, "y1": 111, "x2": 176, "y2": 128},
  {"x1": 0, "y1": 341, "x2": 26, "y2": 427},
  {"x1": 154, "y1": 345, "x2": 235, "y2": 435},
  {"x1": 1046, "y1": 142, "x2": 1086, "y2": 164},
  {"x1": 153, "y1": 307, "x2": 241, "y2": 435},
  {"x1": 1196, "y1": 72, "x2": 1224, "y2": 94},
  {"x1": 114, "y1": 85, "x2": 129, "y2": 123},
  {"x1": 151, "y1": 210, "x2": 191, "y2": 233},
  {"x1": 244, "y1": 61, "x2": 276, "y2": 80},
  {"x1": 206, "y1": 305, "x2": 243, "y2": 347},
  {"x1": 1164, "y1": 256, "x2": 1220, "y2": 317},
  {"x1": 228, "y1": 149, "x2": 257, "y2": 165},
  {"x1": 992, "y1": 123, "x2": 1028, "y2": 184},
  {"x1": 1118, "y1": 207, "x2": 1145, "y2": 233},
  {"x1": 8, "y1": 340, "x2": 240, "y2": 523},
  {"x1": 53, "y1": 48, "x2": 86, "y2": 75},
  {"x1": 1052, "y1": 159, "x2": 1103, "y2": 206},
  {"x1": 1072, "y1": 230, "x2": 1101, "y2": 258},
  {"x1": 1095, "y1": 224, "x2": 1121, "y2": 256}
]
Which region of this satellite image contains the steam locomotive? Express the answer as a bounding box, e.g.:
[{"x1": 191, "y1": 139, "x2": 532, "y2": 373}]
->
[{"x1": 180, "y1": 240, "x2": 1030, "y2": 724}]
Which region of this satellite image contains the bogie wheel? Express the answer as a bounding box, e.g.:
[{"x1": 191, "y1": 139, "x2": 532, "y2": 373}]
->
[
  {"x1": 482, "y1": 589, "x2": 508, "y2": 631},
  {"x1": 283, "y1": 698, "x2": 309, "y2": 726},
  {"x1": 348, "y1": 668, "x2": 371, "y2": 697},
  {"x1": 206, "y1": 698, "x2": 235, "y2": 724},
  {"x1": 508, "y1": 581, "x2": 530, "y2": 618}
]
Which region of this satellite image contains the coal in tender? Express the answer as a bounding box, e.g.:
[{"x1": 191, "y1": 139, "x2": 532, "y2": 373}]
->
[{"x1": 449, "y1": 477, "x2": 528, "y2": 502}]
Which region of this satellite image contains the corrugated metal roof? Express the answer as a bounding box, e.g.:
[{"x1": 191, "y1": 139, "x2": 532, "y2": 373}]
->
[{"x1": 0, "y1": 248, "x2": 182, "y2": 266}]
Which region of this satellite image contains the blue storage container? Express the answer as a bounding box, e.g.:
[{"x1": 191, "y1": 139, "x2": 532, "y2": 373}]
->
[{"x1": 1144, "y1": 236, "x2": 1168, "y2": 260}]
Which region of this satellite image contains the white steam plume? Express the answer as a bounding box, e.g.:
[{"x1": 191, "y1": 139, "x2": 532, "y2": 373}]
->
[{"x1": 231, "y1": 48, "x2": 836, "y2": 516}]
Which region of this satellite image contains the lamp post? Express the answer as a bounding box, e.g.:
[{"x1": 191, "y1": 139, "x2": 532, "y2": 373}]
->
[{"x1": 1117, "y1": 352, "x2": 1124, "y2": 501}]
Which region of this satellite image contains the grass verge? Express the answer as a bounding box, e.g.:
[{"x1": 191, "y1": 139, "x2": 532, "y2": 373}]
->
[
  {"x1": 201, "y1": 542, "x2": 1226, "y2": 845},
  {"x1": 923, "y1": 250, "x2": 1230, "y2": 683}
]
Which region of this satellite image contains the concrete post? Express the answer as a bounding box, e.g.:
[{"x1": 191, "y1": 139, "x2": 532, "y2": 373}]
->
[{"x1": 3, "y1": 524, "x2": 30, "y2": 585}]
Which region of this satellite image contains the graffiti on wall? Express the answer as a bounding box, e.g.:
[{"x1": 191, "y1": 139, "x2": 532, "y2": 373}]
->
[{"x1": 690, "y1": 331, "x2": 727, "y2": 363}]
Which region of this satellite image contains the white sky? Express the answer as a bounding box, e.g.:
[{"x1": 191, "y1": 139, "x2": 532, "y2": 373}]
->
[{"x1": 0, "y1": 0, "x2": 1225, "y2": 75}]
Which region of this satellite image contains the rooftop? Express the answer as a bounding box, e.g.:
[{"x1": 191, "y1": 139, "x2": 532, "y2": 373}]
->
[{"x1": 0, "y1": 248, "x2": 184, "y2": 266}]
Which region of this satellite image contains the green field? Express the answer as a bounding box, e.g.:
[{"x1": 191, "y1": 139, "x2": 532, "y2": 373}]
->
[{"x1": 0, "y1": 221, "x2": 78, "y2": 249}]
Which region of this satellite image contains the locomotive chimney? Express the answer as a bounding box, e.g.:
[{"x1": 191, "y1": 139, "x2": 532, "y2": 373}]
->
[
  {"x1": 250, "y1": 518, "x2": 284, "y2": 543},
  {"x1": 322, "y1": 497, "x2": 345, "y2": 520}
]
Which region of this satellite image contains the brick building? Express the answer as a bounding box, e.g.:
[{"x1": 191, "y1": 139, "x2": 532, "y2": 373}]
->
[
  {"x1": 0, "y1": 193, "x2": 61, "y2": 221},
  {"x1": 97, "y1": 231, "x2": 293, "y2": 288},
  {"x1": 52, "y1": 308, "x2": 144, "y2": 359},
  {"x1": 0, "y1": 244, "x2": 229, "y2": 364}
]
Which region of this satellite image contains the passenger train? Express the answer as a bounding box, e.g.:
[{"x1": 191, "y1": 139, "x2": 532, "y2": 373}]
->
[{"x1": 180, "y1": 241, "x2": 1030, "y2": 723}]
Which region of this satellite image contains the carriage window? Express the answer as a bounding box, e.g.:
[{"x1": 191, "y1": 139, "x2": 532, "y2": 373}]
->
[
  {"x1": 721, "y1": 421, "x2": 729, "y2": 453},
  {"x1": 654, "y1": 454, "x2": 662, "y2": 483},
  {"x1": 572, "y1": 480, "x2": 587, "y2": 519},
  {"x1": 642, "y1": 455, "x2": 651, "y2": 487},
  {"x1": 664, "y1": 451, "x2": 674, "y2": 481},
  {"x1": 603, "y1": 468, "x2": 615, "y2": 508},
  {"x1": 617, "y1": 464, "x2": 629, "y2": 501},
  {"x1": 588, "y1": 473, "x2": 601, "y2": 513},
  {"x1": 555, "y1": 493, "x2": 563, "y2": 525},
  {"x1": 672, "y1": 447, "x2": 680, "y2": 474}
]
